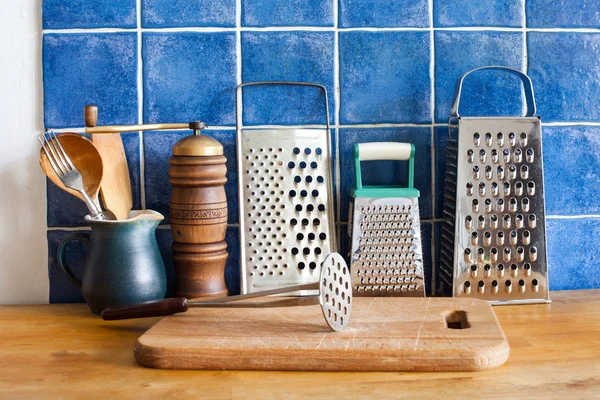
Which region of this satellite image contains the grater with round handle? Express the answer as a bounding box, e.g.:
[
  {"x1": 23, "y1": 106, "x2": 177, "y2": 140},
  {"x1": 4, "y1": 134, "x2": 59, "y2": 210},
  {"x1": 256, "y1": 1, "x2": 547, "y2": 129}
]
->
[{"x1": 439, "y1": 66, "x2": 550, "y2": 304}]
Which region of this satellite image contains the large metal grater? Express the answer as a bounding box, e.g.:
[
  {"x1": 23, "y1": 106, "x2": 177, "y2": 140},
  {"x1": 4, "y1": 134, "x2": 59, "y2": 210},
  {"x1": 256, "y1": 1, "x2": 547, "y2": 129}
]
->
[
  {"x1": 439, "y1": 66, "x2": 550, "y2": 305},
  {"x1": 236, "y1": 82, "x2": 337, "y2": 295},
  {"x1": 348, "y1": 142, "x2": 425, "y2": 297}
]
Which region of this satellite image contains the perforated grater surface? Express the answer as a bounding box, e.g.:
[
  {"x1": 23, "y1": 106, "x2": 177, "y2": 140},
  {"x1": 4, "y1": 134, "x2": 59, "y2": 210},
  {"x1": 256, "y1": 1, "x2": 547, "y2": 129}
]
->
[
  {"x1": 348, "y1": 142, "x2": 425, "y2": 296},
  {"x1": 439, "y1": 66, "x2": 550, "y2": 304},
  {"x1": 236, "y1": 82, "x2": 337, "y2": 295}
]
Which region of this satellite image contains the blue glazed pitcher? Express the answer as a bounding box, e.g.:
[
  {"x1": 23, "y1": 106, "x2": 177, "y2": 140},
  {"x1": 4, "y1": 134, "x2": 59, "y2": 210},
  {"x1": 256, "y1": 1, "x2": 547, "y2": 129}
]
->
[{"x1": 57, "y1": 210, "x2": 167, "y2": 315}]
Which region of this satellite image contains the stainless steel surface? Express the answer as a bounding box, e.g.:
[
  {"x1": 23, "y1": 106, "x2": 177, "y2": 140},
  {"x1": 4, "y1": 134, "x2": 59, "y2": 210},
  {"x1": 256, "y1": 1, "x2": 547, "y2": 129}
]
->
[
  {"x1": 189, "y1": 253, "x2": 352, "y2": 332},
  {"x1": 38, "y1": 131, "x2": 105, "y2": 220},
  {"x1": 236, "y1": 82, "x2": 336, "y2": 295},
  {"x1": 439, "y1": 67, "x2": 549, "y2": 305},
  {"x1": 349, "y1": 197, "x2": 425, "y2": 296}
]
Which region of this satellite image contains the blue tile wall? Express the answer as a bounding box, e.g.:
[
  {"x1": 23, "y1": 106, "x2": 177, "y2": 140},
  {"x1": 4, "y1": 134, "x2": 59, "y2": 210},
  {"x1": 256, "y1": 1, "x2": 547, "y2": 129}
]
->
[
  {"x1": 241, "y1": 32, "x2": 334, "y2": 125},
  {"x1": 43, "y1": 33, "x2": 138, "y2": 128},
  {"x1": 434, "y1": 0, "x2": 523, "y2": 27},
  {"x1": 339, "y1": 0, "x2": 429, "y2": 28},
  {"x1": 43, "y1": 0, "x2": 136, "y2": 29},
  {"x1": 434, "y1": 31, "x2": 524, "y2": 122},
  {"x1": 42, "y1": 0, "x2": 600, "y2": 303},
  {"x1": 243, "y1": 0, "x2": 333, "y2": 27},
  {"x1": 142, "y1": 0, "x2": 236, "y2": 28},
  {"x1": 528, "y1": 32, "x2": 600, "y2": 122},
  {"x1": 340, "y1": 31, "x2": 431, "y2": 124}
]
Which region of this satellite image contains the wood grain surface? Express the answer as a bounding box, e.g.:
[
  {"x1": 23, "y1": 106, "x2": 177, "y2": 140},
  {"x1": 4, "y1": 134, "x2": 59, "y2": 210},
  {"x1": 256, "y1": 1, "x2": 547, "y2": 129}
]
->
[
  {"x1": 134, "y1": 297, "x2": 509, "y2": 372},
  {"x1": 0, "y1": 290, "x2": 598, "y2": 399}
]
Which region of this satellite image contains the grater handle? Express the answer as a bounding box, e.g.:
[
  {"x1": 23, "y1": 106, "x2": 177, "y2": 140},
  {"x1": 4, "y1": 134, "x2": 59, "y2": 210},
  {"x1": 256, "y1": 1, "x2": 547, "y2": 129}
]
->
[
  {"x1": 235, "y1": 82, "x2": 330, "y2": 131},
  {"x1": 450, "y1": 66, "x2": 537, "y2": 118},
  {"x1": 354, "y1": 142, "x2": 415, "y2": 190}
]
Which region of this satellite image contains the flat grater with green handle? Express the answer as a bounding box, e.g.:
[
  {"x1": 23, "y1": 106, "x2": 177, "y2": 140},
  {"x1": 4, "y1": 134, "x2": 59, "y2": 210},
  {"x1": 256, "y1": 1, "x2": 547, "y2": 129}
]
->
[
  {"x1": 439, "y1": 66, "x2": 550, "y2": 305},
  {"x1": 348, "y1": 142, "x2": 425, "y2": 297}
]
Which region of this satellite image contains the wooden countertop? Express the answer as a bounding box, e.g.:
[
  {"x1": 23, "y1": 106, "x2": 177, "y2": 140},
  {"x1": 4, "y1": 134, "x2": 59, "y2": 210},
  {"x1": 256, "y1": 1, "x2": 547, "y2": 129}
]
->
[{"x1": 1, "y1": 290, "x2": 599, "y2": 399}]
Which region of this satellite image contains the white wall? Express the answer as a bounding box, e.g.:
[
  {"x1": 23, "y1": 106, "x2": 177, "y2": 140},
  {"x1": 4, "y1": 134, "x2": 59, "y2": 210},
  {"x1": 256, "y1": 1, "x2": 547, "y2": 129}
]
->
[{"x1": 0, "y1": 0, "x2": 48, "y2": 303}]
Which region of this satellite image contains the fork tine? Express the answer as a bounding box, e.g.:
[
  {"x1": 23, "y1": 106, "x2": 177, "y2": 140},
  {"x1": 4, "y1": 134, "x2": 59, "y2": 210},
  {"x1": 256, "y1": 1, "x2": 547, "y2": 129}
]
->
[
  {"x1": 39, "y1": 135, "x2": 64, "y2": 177},
  {"x1": 50, "y1": 130, "x2": 76, "y2": 171},
  {"x1": 42, "y1": 133, "x2": 68, "y2": 176},
  {"x1": 47, "y1": 130, "x2": 71, "y2": 173}
]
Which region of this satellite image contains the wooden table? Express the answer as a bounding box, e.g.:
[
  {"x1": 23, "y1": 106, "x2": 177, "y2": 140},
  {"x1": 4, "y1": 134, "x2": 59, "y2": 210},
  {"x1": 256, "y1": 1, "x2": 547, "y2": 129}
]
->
[{"x1": 0, "y1": 290, "x2": 598, "y2": 399}]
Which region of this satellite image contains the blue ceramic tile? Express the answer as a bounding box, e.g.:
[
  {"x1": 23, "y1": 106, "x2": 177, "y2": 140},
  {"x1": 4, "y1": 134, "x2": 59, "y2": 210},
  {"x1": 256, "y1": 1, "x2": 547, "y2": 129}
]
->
[
  {"x1": 48, "y1": 230, "x2": 88, "y2": 303},
  {"x1": 43, "y1": 0, "x2": 136, "y2": 29},
  {"x1": 543, "y1": 126, "x2": 600, "y2": 215},
  {"x1": 340, "y1": 31, "x2": 431, "y2": 124},
  {"x1": 434, "y1": 0, "x2": 523, "y2": 27},
  {"x1": 142, "y1": 0, "x2": 235, "y2": 28},
  {"x1": 341, "y1": 222, "x2": 433, "y2": 295},
  {"x1": 434, "y1": 126, "x2": 448, "y2": 219},
  {"x1": 434, "y1": 31, "x2": 524, "y2": 122},
  {"x1": 144, "y1": 130, "x2": 238, "y2": 224},
  {"x1": 143, "y1": 32, "x2": 237, "y2": 126},
  {"x1": 527, "y1": 0, "x2": 600, "y2": 28},
  {"x1": 547, "y1": 218, "x2": 600, "y2": 290},
  {"x1": 241, "y1": 32, "x2": 334, "y2": 125},
  {"x1": 243, "y1": 0, "x2": 333, "y2": 27},
  {"x1": 43, "y1": 33, "x2": 138, "y2": 128},
  {"x1": 339, "y1": 128, "x2": 433, "y2": 221},
  {"x1": 528, "y1": 32, "x2": 600, "y2": 122},
  {"x1": 47, "y1": 132, "x2": 141, "y2": 227},
  {"x1": 339, "y1": 0, "x2": 428, "y2": 28},
  {"x1": 155, "y1": 226, "x2": 241, "y2": 295}
]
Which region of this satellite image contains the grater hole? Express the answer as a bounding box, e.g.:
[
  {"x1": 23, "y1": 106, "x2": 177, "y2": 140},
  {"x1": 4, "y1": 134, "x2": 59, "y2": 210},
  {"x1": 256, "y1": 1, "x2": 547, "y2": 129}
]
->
[
  {"x1": 296, "y1": 233, "x2": 304, "y2": 240},
  {"x1": 464, "y1": 281, "x2": 471, "y2": 288},
  {"x1": 511, "y1": 263, "x2": 518, "y2": 270},
  {"x1": 294, "y1": 176, "x2": 302, "y2": 183},
  {"x1": 298, "y1": 262, "x2": 305, "y2": 270},
  {"x1": 484, "y1": 264, "x2": 491, "y2": 271},
  {"x1": 296, "y1": 204, "x2": 303, "y2": 212},
  {"x1": 289, "y1": 190, "x2": 297, "y2": 198},
  {"x1": 317, "y1": 175, "x2": 324, "y2": 183},
  {"x1": 293, "y1": 147, "x2": 300, "y2": 155},
  {"x1": 519, "y1": 279, "x2": 525, "y2": 286},
  {"x1": 505, "y1": 280, "x2": 512, "y2": 286},
  {"x1": 532, "y1": 279, "x2": 539, "y2": 286},
  {"x1": 318, "y1": 204, "x2": 326, "y2": 212},
  {"x1": 291, "y1": 247, "x2": 299, "y2": 256},
  {"x1": 316, "y1": 147, "x2": 322, "y2": 155},
  {"x1": 308, "y1": 233, "x2": 316, "y2": 240},
  {"x1": 306, "y1": 176, "x2": 313, "y2": 183},
  {"x1": 307, "y1": 204, "x2": 314, "y2": 212},
  {"x1": 311, "y1": 161, "x2": 318, "y2": 169},
  {"x1": 309, "y1": 262, "x2": 317, "y2": 269},
  {"x1": 288, "y1": 161, "x2": 295, "y2": 168},
  {"x1": 303, "y1": 247, "x2": 310, "y2": 255},
  {"x1": 497, "y1": 264, "x2": 504, "y2": 271},
  {"x1": 471, "y1": 264, "x2": 477, "y2": 272},
  {"x1": 302, "y1": 218, "x2": 309, "y2": 226},
  {"x1": 300, "y1": 190, "x2": 308, "y2": 197},
  {"x1": 304, "y1": 148, "x2": 311, "y2": 155},
  {"x1": 492, "y1": 280, "x2": 499, "y2": 287},
  {"x1": 299, "y1": 161, "x2": 307, "y2": 169},
  {"x1": 315, "y1": 247, "x2": 322, "y2": 255},
  {"x1": 319, "y1": 233, "x2": 327, "y2": 240},
  {"x1": 312, "y1": 189, "x2": 319, "y2": 197},
  {"x1": 313, "y1": 218, "x2": 321, "y2": 226}
]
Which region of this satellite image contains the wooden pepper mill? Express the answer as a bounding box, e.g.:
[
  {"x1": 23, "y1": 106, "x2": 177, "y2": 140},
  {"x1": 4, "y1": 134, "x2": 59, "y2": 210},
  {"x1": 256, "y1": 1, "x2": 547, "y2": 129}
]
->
[{"x1": 169, "y1": 122, "x2": 228, "y2": 298}]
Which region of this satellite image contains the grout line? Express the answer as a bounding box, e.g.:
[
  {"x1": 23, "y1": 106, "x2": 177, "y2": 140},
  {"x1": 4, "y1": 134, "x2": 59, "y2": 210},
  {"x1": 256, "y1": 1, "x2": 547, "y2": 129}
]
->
[
  {"x1": 428, "y1": 0, "x2": 437, "y2": 295},
  {"x1": 522, "y1": 0, "x2": 528, "y2": 116},
  {"x1": 42, "y1": 27, "x2": 600, "y2": 34},
  {"x1": 137, "y1": 0, "x2": 145, "y2": 210},
  {"x1": 333, "y1": 0, "x2": 342, "y2": 249},
  {"x1": 236, "y1": 0, "x2": 242, "y2": 86},
  {"x1": 546, "y1": 214, "x2": 600, "y2": 220}
]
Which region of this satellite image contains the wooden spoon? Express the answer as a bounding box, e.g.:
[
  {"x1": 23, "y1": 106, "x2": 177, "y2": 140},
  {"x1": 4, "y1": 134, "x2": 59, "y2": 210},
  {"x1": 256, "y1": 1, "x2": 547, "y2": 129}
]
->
[
  {"x1": 39, "y1": 132, "x2": 104, "y2": 210},
  {"x1": 85, "y1": 105, "x2": 132, "y2": 220}
]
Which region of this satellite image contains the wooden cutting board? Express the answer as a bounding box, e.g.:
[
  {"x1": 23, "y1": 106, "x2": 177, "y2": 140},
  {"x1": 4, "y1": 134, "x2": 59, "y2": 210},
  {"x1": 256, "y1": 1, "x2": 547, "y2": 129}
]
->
[{"x1": 134, "y1": 297, "x2": 509, "y2": 372}]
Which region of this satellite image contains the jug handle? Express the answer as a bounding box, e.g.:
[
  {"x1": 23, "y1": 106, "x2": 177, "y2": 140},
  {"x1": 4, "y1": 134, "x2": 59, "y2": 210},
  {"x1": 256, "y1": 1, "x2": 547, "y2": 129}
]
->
[{"x1": 57, "y1": 233, "x2": 91, "y2": 289}]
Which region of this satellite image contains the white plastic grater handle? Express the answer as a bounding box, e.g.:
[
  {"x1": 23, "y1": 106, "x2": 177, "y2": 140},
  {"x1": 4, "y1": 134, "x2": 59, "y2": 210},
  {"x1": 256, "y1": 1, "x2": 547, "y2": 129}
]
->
[{"x1": 356, "y1": 142, "x2": 413, "y2": 161}]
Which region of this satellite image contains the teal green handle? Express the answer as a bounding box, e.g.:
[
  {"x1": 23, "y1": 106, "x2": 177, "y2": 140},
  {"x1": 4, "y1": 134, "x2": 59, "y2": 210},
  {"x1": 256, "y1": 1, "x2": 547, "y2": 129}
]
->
[
  {"x1": 57, "y1": 233, "x2": 91, "y2": 290},
  {"x1": 354, "y1": 142, "x2": 415, "y2": 190}
]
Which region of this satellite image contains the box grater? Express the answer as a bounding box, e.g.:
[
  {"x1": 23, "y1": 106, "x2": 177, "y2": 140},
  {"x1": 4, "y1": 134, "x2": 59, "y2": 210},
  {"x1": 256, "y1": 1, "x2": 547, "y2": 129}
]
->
[
  {"x1": 236, "y1": 82, "x2": 337, "y2": 295},
  {"x1": 439, "y1": 66, "x2": 550, "y2": 304},
  {"x1": 348, "y1": 142, "x2": 425, "y2": 297}
]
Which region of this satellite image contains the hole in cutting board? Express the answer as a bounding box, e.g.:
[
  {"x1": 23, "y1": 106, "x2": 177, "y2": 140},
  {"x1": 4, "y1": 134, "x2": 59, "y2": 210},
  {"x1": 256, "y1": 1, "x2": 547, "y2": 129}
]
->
[{"x1": 445, "y1": 310, "x2": 471, "y2": 330}]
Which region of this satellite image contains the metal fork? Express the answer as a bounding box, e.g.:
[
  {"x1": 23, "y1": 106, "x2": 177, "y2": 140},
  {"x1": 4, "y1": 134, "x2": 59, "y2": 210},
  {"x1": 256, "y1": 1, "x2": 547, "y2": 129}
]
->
[{"x1": 39, "y1": 130, "x2": 105, "y2": 220}]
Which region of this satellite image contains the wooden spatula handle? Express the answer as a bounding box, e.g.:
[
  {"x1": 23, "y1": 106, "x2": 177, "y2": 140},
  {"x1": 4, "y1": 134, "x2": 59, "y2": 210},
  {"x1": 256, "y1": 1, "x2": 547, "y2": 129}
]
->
[
  {"x1": 84, "y1": 105, "x2": 98, "y2": 127},
  {"x1": 101, "y1": 298, "x2": 189, "y2": 320}
]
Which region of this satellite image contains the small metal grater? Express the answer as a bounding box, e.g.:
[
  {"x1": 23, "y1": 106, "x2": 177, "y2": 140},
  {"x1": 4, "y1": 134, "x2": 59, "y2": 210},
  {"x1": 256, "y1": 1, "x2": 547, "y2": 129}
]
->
[
  {"x1": 236, "y1": 82, "x2": 337, "y2": 295},
  {"x1": 439, "y1": 66, "x2": 550, "y2": 305},
  {"x1": 348, "y1": 142, "x2": 425, "y2": 297}
]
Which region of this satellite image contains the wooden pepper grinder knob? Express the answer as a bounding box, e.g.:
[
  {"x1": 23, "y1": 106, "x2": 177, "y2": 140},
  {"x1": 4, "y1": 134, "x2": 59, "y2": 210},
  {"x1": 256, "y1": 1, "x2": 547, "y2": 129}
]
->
[{"x1": 169, "y1": 122, "x2": 229, "y2": 298}]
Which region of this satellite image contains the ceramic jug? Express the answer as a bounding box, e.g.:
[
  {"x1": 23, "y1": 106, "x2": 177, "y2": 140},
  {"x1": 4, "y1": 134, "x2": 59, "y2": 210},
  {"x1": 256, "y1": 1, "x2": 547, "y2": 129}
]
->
[{"x1": 57, "y1": 210, "x2": 167, "y2": 315}]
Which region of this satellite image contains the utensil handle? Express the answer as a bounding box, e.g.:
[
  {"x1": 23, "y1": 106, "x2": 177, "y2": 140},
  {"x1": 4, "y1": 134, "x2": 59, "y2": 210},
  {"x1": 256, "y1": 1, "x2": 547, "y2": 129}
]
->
[
  {"x1": 57, "y1": 233, "x2": 91, "y2": 289},
  {"x1": 235, "y1": 82, "x2": 330, "y2": 131},
  {"x1": 84, "y1": 104, "x2": 195, "y2": 133},
  {"x1": 354, "y1": 142, "x2": 415, "y2": 190},
  {"x1": 450, "y1": 66, "x2": 537, "y2": 118},
  {"x1": 101, "y1": 298, "x2": 189, "y2": 320}
]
